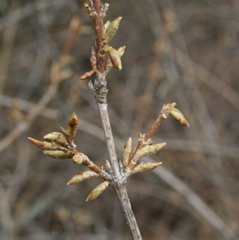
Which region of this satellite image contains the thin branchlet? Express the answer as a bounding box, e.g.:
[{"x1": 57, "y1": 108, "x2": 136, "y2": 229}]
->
[{"x1": 28, "y1": 2, "x2": 190, "y2": 240}]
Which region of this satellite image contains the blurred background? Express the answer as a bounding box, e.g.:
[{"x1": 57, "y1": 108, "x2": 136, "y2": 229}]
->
[{"x1": 0, "y1": 0, "x2": 239, "y2": 239}]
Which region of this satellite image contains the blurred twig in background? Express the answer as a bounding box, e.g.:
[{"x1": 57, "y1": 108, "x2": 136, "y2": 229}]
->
[{"x1": 0, "y1": 0, "x2": 238, "y2": 239}]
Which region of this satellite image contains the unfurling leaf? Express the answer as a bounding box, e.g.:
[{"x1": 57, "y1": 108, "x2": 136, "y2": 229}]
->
[
  {"x1": 170, "y1": 108, "x2": 190, "y2": 127},
  {"x1": 103, "y1": 46, "x2": 122, "y2": 70},
  {"x1": 43, "y1": 150, "x2": 74, "y2": 159},
  {"x1": 136, "y1": 143, "x2": 166, "y2": 159},
  {"x1": 67, "y1": 170, "x2": 99, "y2": 185},
  {"x1": 72, "y1": 153, "x2": 87, "y2": 165},
  {"x1": 132, "y1": 162, "x2": 162, "y2": 174},
  {"x1": 104, "y1": 17, "x2": 122, "y2": 43},
  {"x1": 86, "y1": 181, "x2": 110, "y2": 201},
  {"x1": 28, "y1": 137, "x2": 57, "y2": 150},
  {"x1": 123, "y1": 137, "x2": 132, "y2": 167},
  {"x1": 80, "y1": 70, "x2": 95, "y2": 80}
]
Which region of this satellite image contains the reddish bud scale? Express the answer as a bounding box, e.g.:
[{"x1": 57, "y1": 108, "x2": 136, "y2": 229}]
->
[
  {"x1": 86, "y1": 181, "x2": 110, "y2": 201},
  {"x1": 68, "y1": 113, "x2": 78, "y2": 127},
  {"x1": 67, "y1": 170, "x2": 99, "y2": 185},
  {"x1": 67, "y1": 113, "x2": 79, "y2": 139}
]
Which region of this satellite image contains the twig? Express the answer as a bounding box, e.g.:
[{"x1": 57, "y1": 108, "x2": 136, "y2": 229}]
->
[{"x1": 85, "y1": 0, "x2": 142, "y2": 238}]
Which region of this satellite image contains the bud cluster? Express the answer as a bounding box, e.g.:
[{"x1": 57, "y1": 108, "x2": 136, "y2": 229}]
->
[
  {"x1": 28, "y1": 113, "x2": 79, "y2": 159},
  {"x1": 80, "y1": 2, "x2": 125, "y2": 81},
  {"x1": 28, "y1": 112, "x2": 112, "y2": 201}
]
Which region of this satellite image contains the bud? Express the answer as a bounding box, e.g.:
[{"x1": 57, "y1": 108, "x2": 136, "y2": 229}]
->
[
  {"x1": 44, "y1": 150, "x2": 74, "y2": 159},
  {"x1": 132, "y1": 162, "x2": 162, "y2": 174},
  {"x1": 44, "y1": 132, "x2": 69, "y2": 148},
  {"x1": 72, "y1": 153, "x2": 87, "y2": 165},
  {"x1": 123, "y1": 137, "x2": 132, "y2": 167},
  {"x1": 67, "y1": 170, "x2": 99, "y2": 185},
  {"x1": 80, "y1": 70, "x2": 95, "y2": 80},
  {"x1": 68, "y1": 113, "x2": 78, "y2": 139},
  {"x1": 103, "y1": 3, "x2": 109, "y2": 13},
  {"x1": 170, "y1": 108, "x2": 190, "y2": 127},
  {"x1": 105, "y1": 160, "x2": 112, "y2": 171},
  {"x1": 44, "y1": 132, "x2": 62, "y2": 142},
  {"x1": 104, "y1": 17, "x2": 122, "y2": 43},
  {"x1": 103, "y1": 46, "x2": 122, "y2": 70},
  {"x1": 86, "y1": 181, "x2": 110, "y2": 201},
  {"x1": 117, "y1": 46, "x2": 126, "y2": 58},
  {"x1": 103, "y1": 21, "x2": 110, "y2": 35},
  {"x1": 83, "y1": 3, "x2": 92, "y2": 13},
  {"x1": 136, "y1": 143, "x2": 166, "y2": 159},
  {"x1": 28, "y1": 137, "x2": 57, "y2": 150},
  {"x1": 68, "y1": 112, "x2": 78, "y2": 127}
]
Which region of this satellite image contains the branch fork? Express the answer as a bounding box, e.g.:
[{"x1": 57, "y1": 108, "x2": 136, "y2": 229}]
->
[{"x1": 28, "y1": 1, "x2": 190, "y2": 239}]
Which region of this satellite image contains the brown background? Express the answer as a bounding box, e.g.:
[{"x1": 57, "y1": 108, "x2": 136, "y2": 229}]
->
[{"x1": 0, "y1": 0, "x2": 238, "y2": 239}]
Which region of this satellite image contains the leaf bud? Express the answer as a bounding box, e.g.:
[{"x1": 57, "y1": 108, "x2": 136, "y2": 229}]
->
[
  {"x1": 28, "y1": 137, "x2": 57, "y2": 150},
  {"x1": 43, "y1": 150, "x2": 74, "y2": 159},
  {"x1": 123, "y1": 137, "x2": 132, "y2": 167},
  {"x1": 136, "y1": 143, "x2": 166, "y2": 159},
  {"x1": 44, "y1": 132, "x2": 69, "y2": 148},
  {"x1": 72, "y1": 153, "x2": 88, "y2": 165},
  {"x1": 44, "y1": 132, "x2": 62, "y2": 142},
  {"x1": 132, "y1": 162, "x2": 162, "y2": 174},
  {"x1": 117, "y1": 46, "x2": 126, "y2": 58},
  {"x1": 105, "y1": 160, "x2": 112, "y2": 171},
  {"x1": 67, "y1": 170, "x2": 99, "y2": 185},
  {"x1": 80, "y1": 70, "x2": 95, "y2": 80},
  {"x1": 104, "y1": 17, "x2": 122, "y2": 43},
  {"x1": 83, "y1": 3, "x2": 92, "y2": 13},
  {"x1": 67, "y1": 113, "x2": 78, "y2": 139},
  {"x1": 170, "y1": 108, "x2": 190, "y2": 127},
  {"x1": 86, "y1": 181, "x2": 110, "y2": 201},
  {"x1": 103, "y1": 3, "x2": 109, "y2": 13},
  {"x1": 103, "y1": 21, "x2": 110, "y2": 35},
  {"x1": 103, "y1": 46, "x2": 122, "y2": 70}
]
